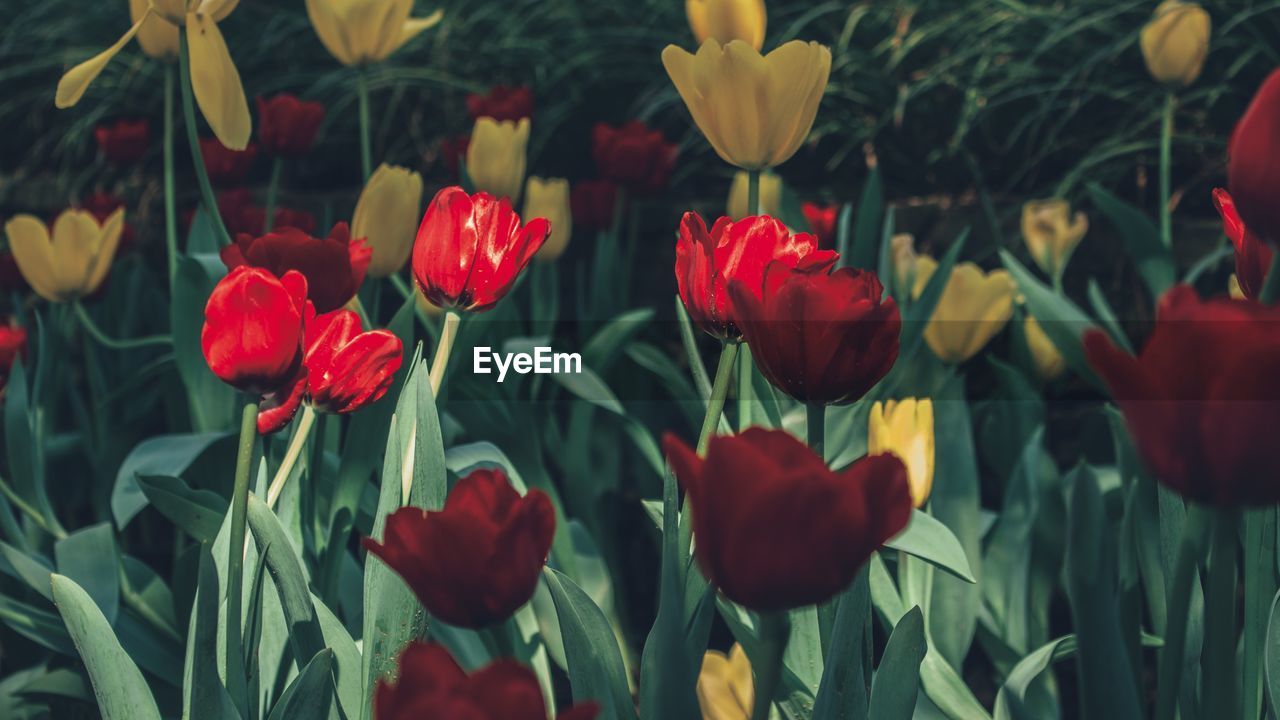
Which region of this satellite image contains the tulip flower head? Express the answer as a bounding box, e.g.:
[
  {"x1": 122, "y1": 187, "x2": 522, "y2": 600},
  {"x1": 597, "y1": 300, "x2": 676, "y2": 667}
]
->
[
  {"x1": 221, "y1": 223, "x2": 371, "y2": 313},
  {"x1": 1140, "y1": 1, "x2": 1211, "y2": 87},
  {"x1": 663, "y1": 39, "x2": 830, "y2": 170},
  {"x1": 727, "y1": 171, "x2": 782, "y2": 219},
  {"x1": 1228, "y1": 69, "x2": 1280, "y2": 246},
  {"x1": 802, "y1": 202, "x2": 840, "y2": 249},
  {"x1": 354, "y1": 164, "x2": 425, "y2": 278},
  {"x1": 201, "y1": 267, "x2": 307, "y2": 395},
  {"x1": 592, "y1": 121, "x2": 678, "y2": 196},
  {"x1": 697, "y1": 644, "x2": 753, "y2": 720},
  {"x1": 412, "y1": 186, "x2": 550, "y2": 313},
  {"x1": 255, "y1": 94, "x2": 325, "y2": 157},
  {"x1": 665, "y1": 428, "x2": 911, "y2": 610},
  {"x1": 522, "y1": 177, "x2": 573, "y2": 261},
  {"x1": 890, "y1": 233, "x2": 919, "y2": 295},
  {"x1": 5, "y1": 208, "x2": 124, "y2": 303},
  {"x1": 1021, "y1": 199, "x2": 1088, "y2": 279},
  {"x1": 363, "y1": 468, "x2": 556, "y2": 628},
  {"x1": 129, "y1": 0, "x2": 179, "y2": 59},
  {"x1": 1213, "y1": 189, "x2": 1272, "y2": 300},
  {"x1": 686, "y1": 0, "x2": 768, "y2": 52},
  {"x1": 912, "y1": 258, "x2": 1017, "y2": 364},
  {"x1": 1024, "y1": 316, "x2": 1066, "y2": 381},
  {"x1": 0, "y1": 321, "x2": 28, "y2": 400},
  {"x1": 868, "y1": 399, "x2": 935, "y2": 507},
  {"x1": 571, "y1": 179, "x2": 618, "y2": 233},
  {"x1": 94, "y1": 119, "x2": 150, "y2": 165},
  {"x1": 199, "y1": 137, "x2": 258, "y2": 186},
  {"x1": 306, "y1": 0, "x2": 443, "y2": 66},
  {"x1": 466, "y1": 117, "x2": 530, "y2": 202},
  {"x1": 467, "y1": 85, "x2": 534, "y2": 122}
]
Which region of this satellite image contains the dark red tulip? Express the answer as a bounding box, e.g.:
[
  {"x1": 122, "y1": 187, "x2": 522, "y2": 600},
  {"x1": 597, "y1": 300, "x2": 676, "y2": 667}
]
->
[
  {"x1": 363, "y1": 469, "x2": 555, "y2": 628},
  {"x1": 240, "y1": 206, "x2": 318, "y2": 236},
  {"x1": 412, "y1": 186, "x2": 549, "y2": 313},
  {"x1": 199, "y1": 137, "x2": 259, "y2": 186},
  {"x1": 728, "y1": 263, "x2": 900, "y2": 405},
  {"x1": 466, "y1": 85, "x2": 534, "y2": 122},
  {"x1": 439, "y1": 133, "x2": 470, "y2": 180},
  {"x1": 0, "y1": 321, "x2": 28, "y2": 398},
  {"x1": 675, "y1": 213, "x2": 838, "y2": 340},
  {"x1": 255, "y1": 94, "x2": 325, "y2": 156},
  {"x1": 591, "y1": 121, "x2": 678, "y2": 196},
  {"x1": 802, "y1": 202, "x2": 840, "y2": 249},
  {"x1": 1228, "y1": 68, "x2": 1280, "y2": 245},
  {"x1": 664, "y1": 429, "x2": 911, "y2": 611},
  {"x1": 201, "y1": 267, "x2": 307, "y2": 395},
  {"x1": 570, "y1": 179, "x2": 618, "y2": 233},
  {"x1": 375, "y1": 642, "x2": 598, "y2": 720},
  {"x1": 221, "y1": 222, "x2": 370, "y2": 313},
  {"x1": 1085, "y1": 285, "x2": 1280, "y2": 506},
  {"x1": 1213, "y1": 188, "x2": 1273, "y2": 299},
  {"x1": 94, "y1": 119, "x2": 149, "y2": 165}
]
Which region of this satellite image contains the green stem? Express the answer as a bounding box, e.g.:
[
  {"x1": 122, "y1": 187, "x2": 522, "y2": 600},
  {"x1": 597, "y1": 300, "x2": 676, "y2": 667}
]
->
[
  {"x1": 0, "y1": 474, "x2": 65, "y2": 539},
  {"x1": 696, "y1": 342, "x2": 741, "y2": 455},
  {"x1": 749, "y1": 612, "x2": 790, "y2": 720},
  {"x1": 1242, "y1": 508, "x2": 1276, "y2": 720},
  {"x1": 74, "y1": 303, "x2": 171, "y2": 350},
  {"x1": 1158, "y1": 91, "x2": 1175, "y2": 250},
  {"x1": 1259, "y1": 254, "x2": 1280, "y2": 305},
  {"x1": 1154, "y1": 506, "x2": 1209, "y2": 720},
  {"x1": 356, "y1": 69, "x2": 373, "y2": 181},
  {"x1": 807, "y1": 403, "x2": 826, "y2": 463},
  {"x1": 163, "y1": 62, "x2": 178, "y2": 288},
  {"x1": 178, "y1": 33, "x2": 232, "y2": 247},
  {"x1": 225, "y1": 402, "x2": 258, "y2": 713},
  {"x1": 263, "y1": 157, "x2": 283, "y2": 234},
  {"x1": 1203, "y1": 507, "x2": 1240, "y2": 719},
  {"x1": 265, "y1": 405, "x2": 316, "y2": 509},
  {"x1": 737, "y1": 345, "x2": 754, "y2": 431},
  {"x1": 747, "y1": 170, "x2": 761, "y2": 216},
  {"x1": 428, "y1": 311, "x2": 461, "y2": 398}
]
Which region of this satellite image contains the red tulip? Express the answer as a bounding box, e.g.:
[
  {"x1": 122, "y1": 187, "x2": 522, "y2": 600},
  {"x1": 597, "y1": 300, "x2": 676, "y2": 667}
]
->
[
  {"x1": 664, "y1": 429, "x2": 911, "y2": 611},
  {"x1": 221, "y1": 222, "x2": 370, "y2": 313},
  {"x1": 94, "y1": 119, "x2": 149, "y2": 165},
  {"x1": 802, "y1": 202, "x2": 840, "y2": 249},
  {"x1": 363, "y1": 468, "x2": 555, "y2": 628},
  {"x1": 201, "y1": 267, "x2": 307, "y2": 394},
  {"x1": 412, "y1": 186, "x2": 549, "y2": 313},
  {"x1": 1228, "y1": 68, "x2": 1280, "y2": 245},
  {"x1": 375, "y1": 642, "x2": 598, "y2": 720},
  {"x1": 675, "y1": 213, "x2": 838, "y2": 340},
  {"x1": 570, "y1": 179, "x2": 618, "y2": 233},
  {"x1": 240, "y1": 206, "x2": 318, "y2": 236},
  {"x1": 0, "y1": 321, "x2": 28, "y2": 396},
  {"x1": 255, "y1": 94, "x2": 325, "y2": 156},
  {"x1": 728, "y1": 263, "x2": 900, "y2": 405},
  {"x1": 466, "y1": 85, "x2": 534, "y2": 122},
  {"x1": 1213, "y1": 188, "x2": 1273, "y2": 299},
  {"x1": 199, "y1": 137, "x2": 259, "y2": 186},
  {"x1": 1085, "y1": 285, "x2": 1280, "y2": 506},
  {"x1": 591, "y1": 121, "x2": 678, "y2": 196}
]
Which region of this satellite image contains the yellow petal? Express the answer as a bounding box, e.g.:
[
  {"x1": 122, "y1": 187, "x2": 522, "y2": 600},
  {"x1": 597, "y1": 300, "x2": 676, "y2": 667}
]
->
[
  {"x1": 186, "y1": 11, "x2": 252, "y2": 150},
  {"x1": 4, "y1": 216, "x2": 64, "y2": 302},
  {"x1": 354, "y1": 164, "x2": 424, "y2": 277},
  {"x1": 50, "y1": 210, "x2": 104, "y2": 295},
  {"x1": 697, "y1": 645, "x2": 753, "y2": 720},
  {"x1": 1024, "y1": 315, "x2": 1066, "y2": 381},
  {"x1": 923, "y1": 262, "x2": 1015, "y2": 363},
  {"x1": 55, "y1": 12, "x2": 150, "y2": 108},
  {"x1": 868, "y1": 399, "x2": 935, "y2": 506},
  {"x1": 306, "y1": 0, "x2": 356, "y2": 66},
  {"x1": 1140, "y1": 1, "x2": 1211, "y2": 87},
  {"x1": 198, "y1": 0, "x2": 240, "y2": 22},
  {"x1": 395, "y1": 8, "x2": 444, "y2": 53},
  {"x1": 523, "y1": 177, "x2": 573, "y2": 261},
  {"x1": 466, "y1": 117, "x2": 529, "y2": 202},
  {"x1": 726, "y1": 171, "x2": 782, "y2": 219},
  {"x1": 84, "y1": 208, "x2": 125, "y2": 294},
  {"x1": 130, "y1": 0, "x2": 180, "y2": 59}
]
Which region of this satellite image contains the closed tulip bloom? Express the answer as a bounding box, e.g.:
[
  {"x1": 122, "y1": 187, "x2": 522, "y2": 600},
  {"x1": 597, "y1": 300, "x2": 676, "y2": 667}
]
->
[
  {"x1": 363, "y1": 468, "x2": 556, "y2": 628},
  {"x1": 221, "y1": 223, "x2": 371, "y2": 313},
  {"x1": 1085, "y1": 285, "x2": 1280, "y2": 505},
  {"x1": 94, "y1": 119, "x2": 150, "y2": 165},
  {"x1": 201, "y1": 267, "x2": 307, "y2": 394},
  {"x1": 466, "y1": 118, "x2": 530, "y2": 202},
  {"x1": 890, "y1": 233, "x2": 918, "y2": 294},
  {"x1": 570, "y1": 179, "x2": 618, "y2": 233},
  {"x1": 306, "y1": 0, "x2": 443, "y2": 66},
  {"x1": 523, "y1": 177, "x2": 573, "y2": 261},
  {"x1": 199, "y1": 137, "x2": 258, "y2": 186},
  {"x1": 57, "y1": 0, "x2": 251, "y2": 150},
  {"x1": 1214, "y1": 189, "x2": 1273, "y2": 300},
  {"x1": 729, "y1": 263, "x2": 900, "y2": 404},
  {"x1": 802, "y1": 202, "x2": 839, "y2": 249},
  {"x1": 727, "y1": 171, "x2": 782, "y2": 219},
  {"x1": 697, "y1": 644, "x2": 753, "y2": 720},
  {"x1": 467, "y1": 85, "x2": 534, "y2": 122},
  {"x1": 663, "y1": 39, "x2": 830, "y2": 170},
  {"x1": 1024, "y1": 316, "x2": 1066, "y2": 381},
  {"x1": 1228, "y1": 70, "x2": 1280, "y2": 246},
  {"x1": 255, "y1": 94, "x2": 325, "y2": 157},
  {"x1": 1021, "y1": 199, "x2": 1088, "y2": 278},
  {"x1": 867, "y1": 399, "x2": 934, "y2": 507},
  {"x1": 354, "y1": 164, "x2": 425, "y2": 278},
  {"x1": 665, "y1": 428, "x2": 911, "y2": 610},
  {"x1": 592, "y1": 121, "x2": 678, "y2": 196},
  {"x1": 686, "y1": 0, "x2": 767, "y2": 51},
  {"x1": 675, "y1": 213, "x2": 837, "y2": 340},
  {"x1": 412, "y1": 186, "x2": 549, "y2": 313},
  {"x1": 912, "y1": 258, "x2": 1016, "y2": 364},
  {"x1": 1140, "y1": 1, "x2": 1211, "y2": 87},
  {"x1": 5, "y1": 208, "x2": 124, "y2": 303}
]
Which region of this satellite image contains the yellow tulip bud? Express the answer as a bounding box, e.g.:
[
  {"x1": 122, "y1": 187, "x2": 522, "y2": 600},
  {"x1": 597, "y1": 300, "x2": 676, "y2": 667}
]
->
[
  {"x1": 697, "y1": 644, "x2": 753, "y2": 720},
  {"x1": 890, "y1": 233, "x2": 918, "y2": 293},
  {"x1": 1020, "y1": 199, "x2": 1088, "y2": 278},
  {"x1": 662, "y1": 39, "x2": 830, "y2": 171},
  {"x1": 687, "y1": 0, "x2": 767, "y2": 52},
  {"x1": 466, "y1": 117, "x2": 530, "y2": 203},
  {"x1": 868, "y1": 398, "x2": 935, "y2": 507},
  {"x1": 5, "y1": 208, "x2": 124, "y2": 303},
  {"x1": 1024, "y1": 316, "x2": 1065, "y2": 381},
  {"x1": 306, "y1": 0, "x2": 443, "y2": 66},
  {"x1": 353, "y1": 164, "x2": 424, "y2": 278},
  {"x1": 1140, "y1": 1, "x2": 1211, "y2": 87},
  {"x1": 727, "y1": 171, "x2": 782, "y2": 219},
  {"x1": 523, "y1": 177, "x2": 573, "y2": 262},
  {"x1": 913, "y1": 258, "x2": 1016, "y2": 364},
  {"x1": 130, "y1": 0, "x2": 179, "y2": 59}
]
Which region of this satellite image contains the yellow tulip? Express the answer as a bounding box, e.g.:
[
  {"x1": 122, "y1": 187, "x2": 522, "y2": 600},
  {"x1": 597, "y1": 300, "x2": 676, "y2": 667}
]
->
[
  {"x1": 890, "y1": 233, "x2": 918, "y2": 294},
  {"x1": 662, "y1": 39, "x2": 830, "y2": 170},
  {"x1": 523, "y1": 177, "x2": 573, "y2": 261},
  {"x1": 912, "y1": 258, "x2": 1016, "y2": 364},
  {"x1": 129, "y1": 0, "x2": 179, "y2": 59},
  {"x1": 1229, "y1": 274, "x2": 1245, "y2": 300},
  {"x1": 467, "y1": 117, "x2": 530, "y2": 202},
  {"x1": 56, "y1": 0, "x2": 250, "y2": 150},
  {"x1": 353, "y1": 164, "x2": 424, "y2": 278},
  {"x1": 697, "y1": 644, "x2": 753, "y2": 720},
  {"x1": 306, "y1": 0, "x2": 443, "y2": 66},
  {"x1": 727, "y1": 171, "x2": 782, "y2": 219},
  {"x1": 687, "y1": 0, "x2": 767, "y2": 52},
  {"x1": 1140, "y1": 1, "x2": 1211, "y2": 87},
  {"x1": 868, "y1": 399, "x2": 935, "y2": 507},
  {"x1": 1021, "y1": 199, "x2": 1087, "y2": 279},
  {"x1": 1024, "y1": 316, "x2": 1065, "y2": 381},
  {"x1": 5, "y1": 209, "x2": 124, "y2": 303}
]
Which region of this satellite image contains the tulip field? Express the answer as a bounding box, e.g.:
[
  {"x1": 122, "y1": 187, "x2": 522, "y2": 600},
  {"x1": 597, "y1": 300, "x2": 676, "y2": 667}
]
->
[{"x1": 4, "y1": 0, "x2": 1280, "y2": 718}]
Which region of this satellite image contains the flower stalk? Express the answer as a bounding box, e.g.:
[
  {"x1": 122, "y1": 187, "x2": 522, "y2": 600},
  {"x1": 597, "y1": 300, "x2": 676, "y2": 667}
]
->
[
  {"x1": 265, "y1": 405, "x2": 317, "y2": 509},
  {"x1": 748, "y1": 611, "x2": 789, "y2": 720},
  {"x1": 74, "y1": 303, "x2": 171, "y2": 350},
  {"x1": 225, "y1": 401, "x2": 259, "y2": 713},
  {"x1": 1158, "y1": 91, "x2": 1175, "y2": 250},
  {"x1": 428, "y1": 310, "x2": 461, "y2": 397},
  {"x1": 163, "y1": 63, "x2": 178, "y2": 287}
]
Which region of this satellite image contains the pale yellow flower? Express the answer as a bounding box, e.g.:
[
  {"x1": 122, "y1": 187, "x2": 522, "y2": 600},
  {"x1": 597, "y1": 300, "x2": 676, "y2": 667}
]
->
[
  {"x1": 890, "y1": 233, "x2": 918, "y2": 293},
  {"x1": 129, "y1": 0, "x2": 179, "y2": 59},
  {"x1": 868, "y1": 399, "x2": 935, "y2": 507},
  {"x1": 1140, "y1": 1, "x2": 1211, "y2": 87},
  {"x1": 913, "y1": 257, "x2": 1017, "y2": 364},
  {"x1": 523, "y1": 177, "x2": 573, "y2": 261},
  {"x1": 306, "y1": 0, "x2": 443, "y2": 67},
  {"x1": 726, "y1": 171, "x2": 782, "y2": 219},
  {"x1": 687, "y1": 0, "x2": 767, "y2": 51},
  {"x1": 466, "y1": 117, "x2": 530, "y2": 203},
  {"x1": 1021, "y1": 199, "x2": 1088, "y2": 279},
  {"x1": 1024, "y1": 315, "x2": 1066, "y2": 381},
  {"x1": 5, "y1": 209, "x2": 124, "y2": 303},
  {"x1": 697, "y1": 644, "x2": 753, "y2": 720},
  {"x1": 354, "y1": 164, "x2": 424, "y2": 278}
]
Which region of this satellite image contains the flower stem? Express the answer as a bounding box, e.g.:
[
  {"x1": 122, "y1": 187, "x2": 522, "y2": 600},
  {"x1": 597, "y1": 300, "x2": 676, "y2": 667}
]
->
[
  {"x1": 747, "y1": 170, "x2": 761, "y2": 216},
  {"x1": 1158, "y1": 91, "x2": 1175, "y2": 250},
  {"x1": 263, "y1": 157, "x2": 283, "y2": 234},
  {"x1": 1154, "y1": 506, "x2": 1209, "y2": 720},
  {"x1": 74, "y1": 303, "x2": 171, "y2": 350},
  {"x1": 428, "y1": 311, "x2": 461, "y2": 397},
  {"x1": 163, "y1": 62, "x2": 178, "y2": 288},
  {"x1": 737, "y1": 345, "x2": 754, "y2": 431},
  {"x1": 225, "y1": 402, "x2": 258, "y2": 711},
  {"x1": 265, "y1": 405, "x2": 316, "y2": 509},
  {"x1": 696, "y1": 342, "x2": 741, "y2": 455},
  {"x1": 178, "y1": 33, "x2": 232, "y2": 247},
  {"x1": 356, "y1": 69, "x2": 373, "y2": 181},
  {"x1": 807, "y1": 403, "x2": 826, "y2": 462},
  {"x1": 1202, "y1": 507, "x2": 1239, "y2": 719},
  {"x1": 748, "y1": 611, "x2": 790, "y2": 720}
]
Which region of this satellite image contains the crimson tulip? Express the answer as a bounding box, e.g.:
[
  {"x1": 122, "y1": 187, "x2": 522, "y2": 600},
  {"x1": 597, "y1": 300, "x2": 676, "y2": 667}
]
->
[
  {"x1": 665, "y1": 428, "x2": 911, "y2": 611},
  {"x1": 199, "y1": 137, "x2": 259, "y2": 186},
  {"x1": 571, "y1": 179, "x2": 618, "y2": 233},
  {"x1": 363, "y1": 468, "x2": 555, "y2": 628},
  {"x1": 1213, "y1": 188, "x2": 1273, "y2": 299},
  {"x1": 676, "y1": 213, "x2": 838, "y2": 340},
  {"x1": 375, "y1": 642, "x2": 598, "y2": 720},
  {"x1": 255, "y1": 94, "x2": 325, "y2": 156},
  {"x1": 209, "y1": 189, "x2": 316, "y2": 236},
  {"x1": 94, "y1": 118, "x2": 149, "y2": 165},
  {"x1": 221, "y1": 222, "x2": 371, "y2": 313},
  {"x1": 1086, "y1": 285, "x2": 1280, "y2": 506},
  {"x1": 201, "y1": 267, "x2": 307, "y2": 394},
  {"x1": 0, "y1": 321, "x2": 27, "y2": 397},
  {"x1": 412, "y1": 186, "x2": 550, "y2": 313},
  {"x1": 728, "y1": 262, "x2": 900, "y2": 405},
  {"x1": 1228, "y1": 68, "x2": 1280, "y2": 245},
  {"x1": 467, "y1": 85, "x2": 534, "y2": 122},
  {"x1": 592, "y1": 120, "x2": 678, "y2": 195},
  {"x1": 802, "y1": 201, "x2": 840, "y2": 249}
]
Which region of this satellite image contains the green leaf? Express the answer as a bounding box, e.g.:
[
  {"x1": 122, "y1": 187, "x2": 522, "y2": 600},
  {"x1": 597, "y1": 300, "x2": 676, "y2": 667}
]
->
[
  {"x1": 0, "y1": 592, "x2": 73, "y2": 654},
  {"x1": 543, "y1": 567, "x2": 637, "y2": 719},
  {"x1": 137, "y1": 475, "x2": 228, "y2": 542},
  {"x1": 54, "y1": 523, "x2": 120, "y2": 624},
  {"x1": 245, "y1": 495, "x2": 325, "y2": 664},
  {"x1": 583, "y1": 308, "x2": 654, "y2": 372},
  {"x1": 311, "y1": 593, "x2": 362, "y2": 720},
  {"x1": 849, "y1": 167, "x2": 883, "y2": 271},
  {"x1": 1264, "y1": 588, "x2": 1280, "y2": 713},
  {"x1": 869, "y1": 606, "x2": 927, "y2": 720},
  {"x1": 4, "y1": 360, "x2": 56, "y2": 535},
  {"x1": 1086, "y1": 182, "x2": 1174, "y2": 298},
  {"x1": 50, "y1": 574, "x2": 161, "y2": 720},
  {"x1": 884, "y1": 510, "x2": 976, "y2": 583},
  {"x1": 920, "y1": 648, "x2": 991, "y2": 720},
  {"x1": 999, "y1": 250, "x2": 1100, "y2": 386},
  {"x1": 172, "y1": 256, "x2": 235, "y2": 432},
  {"x1": 994, "y1": 633, "x2": 1162, "y2": 720},
  {"x1": 0, "y1": 541, "x2": 54, "y2": 599},
  {"x1": 112, "y1": 432, "x2": 231, "y2": 530},
  {"x1": 269, "y1": 649, "x2": 334, "y2": 720},
  {"x1": 183, "y1": 545, "x2": 239, "y2": 720},
  {"x1": 552, "y1": 367, "x2": 625, "y2": 416},
  {"x1": 812, "y1": 569, "x2": 871, "y2": 720}
]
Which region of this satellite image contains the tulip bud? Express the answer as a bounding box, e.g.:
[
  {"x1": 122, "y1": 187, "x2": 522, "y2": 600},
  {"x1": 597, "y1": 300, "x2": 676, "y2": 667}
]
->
[
  {"x1": 802, "y1": 202, "x2": 839, "y2": 249},
  {"x1": 1024, "y1": 316, "x2": 1065, "y2": 381},
  {"x1": 1140, "y1": 1, "x2": 1211, "y2": 87},
  {"x1": 687, "y1": 0, "x2": 768, "y2": 51},
  {"x1": 94, "y1": 119, "x2": 150, "y2": 166},
  {"x1": 1020, "y1": 199, "x2": 1088, "y2": 279},
  {"x1": 867, "y1": 399, "x2": 935, "y2": 507},
  {"x1": 4, "y1": 208, "x2": 124, "y2": 303},
  {"x1": 522, "y1": 177, "x2": 573, "y2": 262},
  {"x1": 1228, "y1": 69, "x2": 1280, "y2": 246},
  {"x1": 1212, "y1": 188, "x2": 1272, "y2": 301},
  {"x1": 306, "y1": 0, "x2": 443, "y2": 66},
  {"x1": 466, "y1": 117, "x2": 530, "y2": 203},
  {"x1": 890, "y1": 233, "x2": 918, "y2": 294},
  {"x1": 199, "y1": 137, "x2": 258, "y2": 187},
  {"x1": 914, "y1": 260, "x2": 1016, "y2": 364},
  {"x1": 727, "y1": 171, "x2": 782, "y2": 219},
  {"x1": 571, "y1": 179, "x2": 619, "y2": 233},
  {"x1": 353, "y1": 164, "x2": 425, "y2": 278},
  {"x1": 697, "y1": 644, "x2": 754, "y2": 720},
  {"x1": 592, "y1": 121, "x2": 678, "y2": 196},
  {"x1": 201, "y1": 267, "x2": 307, "y2": 395},
  {"x1": 255, "y1": 94, "x2": 325, "y2": 157},
  {"x1": 130, "y1": 0, "x2": 179, "y2": 59}
]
